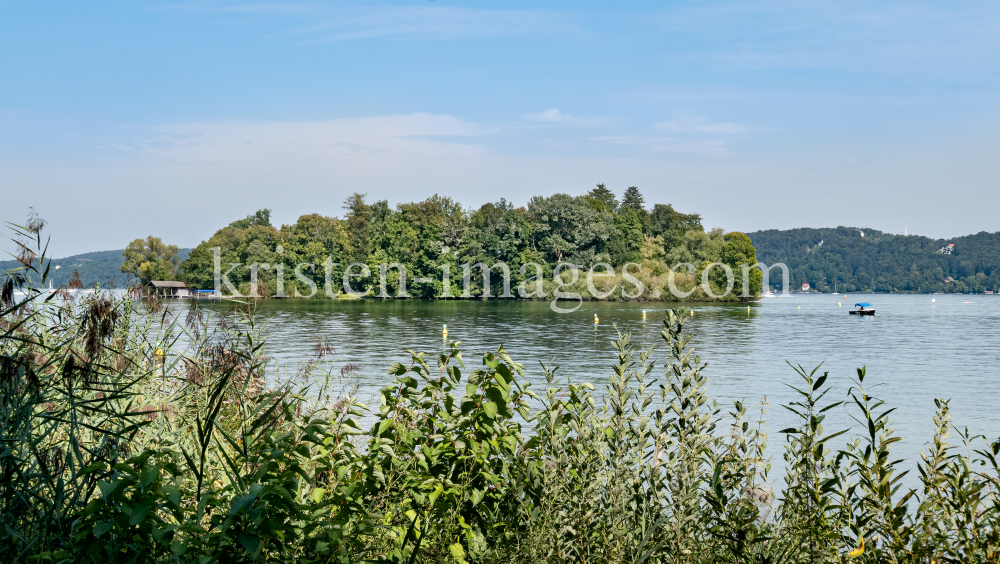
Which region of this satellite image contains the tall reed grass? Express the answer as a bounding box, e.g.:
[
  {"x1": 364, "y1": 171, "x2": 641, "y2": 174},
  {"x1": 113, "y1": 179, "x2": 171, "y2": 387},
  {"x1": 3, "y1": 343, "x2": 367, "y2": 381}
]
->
[{"x1": 4, "y1": 219, "x2": 1000, "y2": 563}]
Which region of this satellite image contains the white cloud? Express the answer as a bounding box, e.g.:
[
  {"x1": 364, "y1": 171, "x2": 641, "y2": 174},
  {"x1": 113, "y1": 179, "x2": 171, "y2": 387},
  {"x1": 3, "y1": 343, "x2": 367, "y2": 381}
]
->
[
  {"x1": 654, "y1": 117, "x2": 752, "y2": 134},
  {"x1": 652, "y1": 1, "x2": 1000, "y2": 77},
  {"x1": 590, "y1": 135, "x2": 728, "y2": 155},
  {"x1": 141, "y1": 113, "x2": 485, "y2": 166},
  {"x1": 587, "y1": 115, "x2": 752, "y2": 154},
  {"x1": 529, "y1": 108, "x2": 572, "y2": 123},
  {"x1": 172, "y1": 3, "x2": 581, "y2": 42},
  {"x1": 526, "y1": 108, "x2": 612, "y2": 127}
]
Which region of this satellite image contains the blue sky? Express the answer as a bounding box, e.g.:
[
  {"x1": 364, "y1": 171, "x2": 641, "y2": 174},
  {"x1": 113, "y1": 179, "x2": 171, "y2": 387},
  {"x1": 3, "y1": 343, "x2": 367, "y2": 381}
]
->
[{"x1": 2, "y1": 0, "x2": 998, "y2": 256}]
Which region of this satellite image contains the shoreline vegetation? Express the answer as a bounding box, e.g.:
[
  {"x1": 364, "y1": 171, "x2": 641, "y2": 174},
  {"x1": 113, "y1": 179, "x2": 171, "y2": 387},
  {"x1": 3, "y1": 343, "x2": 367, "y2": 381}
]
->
[
  {"x1": 123, "y1": 187, "x2": 763, "y2": 302},
  {"x1": 7, "y1": 223, "x2": 1000, "y2": 563}
]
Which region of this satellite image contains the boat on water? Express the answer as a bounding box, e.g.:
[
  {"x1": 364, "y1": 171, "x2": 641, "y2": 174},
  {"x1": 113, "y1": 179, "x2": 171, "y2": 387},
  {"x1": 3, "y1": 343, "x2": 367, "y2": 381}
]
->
[
  {"x1": 849, "y1": 302, "x2": 875, "y2": 316},
  {"x1": 762, "y1": 291, "x2": 776, "y2": 298}
]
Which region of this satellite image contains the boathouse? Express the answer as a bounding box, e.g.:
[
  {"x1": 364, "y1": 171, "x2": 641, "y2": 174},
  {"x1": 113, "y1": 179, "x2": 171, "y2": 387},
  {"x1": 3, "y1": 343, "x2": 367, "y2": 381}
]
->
[{"x1": 148, "y1": 280, "x2": 191, "y2": 298}]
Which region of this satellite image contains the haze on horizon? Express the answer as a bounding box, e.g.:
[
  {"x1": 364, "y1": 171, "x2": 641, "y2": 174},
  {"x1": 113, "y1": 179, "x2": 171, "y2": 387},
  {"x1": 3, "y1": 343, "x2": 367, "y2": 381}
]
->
[{"x1": 2, "y1": 0, "x2": 998, "y2": 257}]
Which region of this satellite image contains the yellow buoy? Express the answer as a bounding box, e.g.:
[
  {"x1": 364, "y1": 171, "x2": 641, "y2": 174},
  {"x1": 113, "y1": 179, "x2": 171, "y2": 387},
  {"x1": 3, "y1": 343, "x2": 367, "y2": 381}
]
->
[
  {"x1": 642, "y1": 310, "x2": 646, "y2": 319},
  {"x1": 442, "y1": 324, "x2": 448, "y2": 338},
  {"x1": 594, "y1": 314, "x2": 599, "y2": 324},
  {"x1": 838, "y1": 302, "x2": 842, "y2": 307},
  {"x1": 747, "y1": 306, "x2": 750, "y2": 313},
  {"x1": 798, "y1": 306, "x2": 801, "y2": 309},
  {"x1": 690, "y1": 310, "x2": 694, "y2": 316}
]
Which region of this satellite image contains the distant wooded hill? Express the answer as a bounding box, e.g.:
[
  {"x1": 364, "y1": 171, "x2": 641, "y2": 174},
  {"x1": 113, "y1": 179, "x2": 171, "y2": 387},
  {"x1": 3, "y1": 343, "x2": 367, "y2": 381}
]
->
[
  {"x1": 0, "y1": 249, "x2": 190, "y2": 289},
  {"x1": 747, "y1": 227, "x2": 1000, "y2": 293}
]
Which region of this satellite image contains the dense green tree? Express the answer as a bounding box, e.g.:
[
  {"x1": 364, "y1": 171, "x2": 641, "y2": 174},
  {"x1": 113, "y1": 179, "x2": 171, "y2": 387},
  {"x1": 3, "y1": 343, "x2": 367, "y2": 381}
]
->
[
  {"x1": 465, "y1": 200, "x2": 530, "y2": 264},
  {"x1": 178, "y1": 209, "x2": 279, "y2": 291},
  {"x1": 620, "y1": 186, "x2": 650, "y2": 233},
  {"x1": 227, "y1": 209, "x2": 272, "y2": 229},
  {"x1": 276, "y1": 213, "x2": 340, "y2": 295},
  {"x1": 527, "y1": 193, "x2": 615, "y2": 264},
  {"x1": 666, "y1": 228, "x2": 726, "y2": 267},
  {"x1": 720, "y1": 231, "x2": 763, "y2": 298},
  {"x1": 120, "y1": 236, "x2": 180, "y2": 285},
  {"x1": 649, "y1": 203, "x2": 704, "y2": 250},
  {"x1": 366, "y1": 200, "x2": 393, "y2": 253},
  {"x1": 343, "y1": 193, "x2": 371, "y2": 264},
  {"x1": 620, "y1": 186, "x2": 646, "y2": 212},
  {"x1": 586, "y1": 184, "x2": 619, "y2": 212},
  {"x1": 610, "y1": 208, "x2": 645, "y2": 264}
]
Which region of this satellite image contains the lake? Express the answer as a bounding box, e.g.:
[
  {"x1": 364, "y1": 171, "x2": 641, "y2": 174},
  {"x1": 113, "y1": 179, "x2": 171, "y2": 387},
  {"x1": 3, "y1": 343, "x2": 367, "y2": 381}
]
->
[{"x1": 175, "y1": 294, "x2": 1000, "y2": 487}]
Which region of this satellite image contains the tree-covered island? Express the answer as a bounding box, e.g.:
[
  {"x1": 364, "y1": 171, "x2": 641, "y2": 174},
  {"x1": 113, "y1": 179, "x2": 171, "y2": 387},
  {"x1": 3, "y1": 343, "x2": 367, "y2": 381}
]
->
[{"x1": 135, "y1": 186, "x2": 762, "y2": 301}]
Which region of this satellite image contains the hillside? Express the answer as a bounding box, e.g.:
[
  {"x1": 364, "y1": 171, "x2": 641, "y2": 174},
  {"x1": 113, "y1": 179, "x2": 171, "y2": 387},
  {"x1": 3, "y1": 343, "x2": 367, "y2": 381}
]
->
[
  {"x1": 1, "y1": 248, "x2": 191, "y2": 289},
  {"x1": 747, "y1": 227, "x2": 1000, "y2": 293}
]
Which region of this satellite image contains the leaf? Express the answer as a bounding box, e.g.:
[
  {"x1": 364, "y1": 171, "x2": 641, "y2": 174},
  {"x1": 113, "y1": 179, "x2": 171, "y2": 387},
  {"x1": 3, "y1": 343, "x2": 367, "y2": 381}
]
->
[
  {"x1": 375, "y1": 419, "x2": 392, "y2": 437},
  {"x1": 97, "y1": 479, "x2": 119, "y2": 500},
  {"x1": 486, "y1": 386, "x2": 508, "y2": 405},
  {"x1": 483, "y1": 402, "x2": 498, "y2": 419},
  {"x1": 470, "y1": 488, "x2": 485, "y2": 506},
  {"x1": 312, "y1": 488, "x2": 326, "y2": 503},
  {"x1": 847, "y1": 537, "x2": 864, "y2": 558},
  {"x1": 238, "y1": 533, "x2": 263, "y2": 558},
  {"x1": 129, "y1": 502, "x2": 153, "y2": 526},
  {"x1": 79, "y1": 463, "x2": 105, "y2": 476},
  {"x1": 230, "y1": 490, "x2": 259, "y2": 516},
  {"x1": 152, "y1": 524, "x2": 177, "y2": 545},
  {"x1": 162, "y1": 484, "x2": 182, "y2": 508},
  {"x1": 372, "y1": 465, "x2": 386, "y2": 486},
  {"x1": 140, "y1": 464, "x2": 158, "y2": 491},
  {"x1": 93, "y1": 522, "x2": 113, "y2": 537},
  {"x1": 813, "y1": 373, "x2": 827, "y2": 391},
  {"x1": 449, "y1": 542, "x2": 468, "y2": 564}
]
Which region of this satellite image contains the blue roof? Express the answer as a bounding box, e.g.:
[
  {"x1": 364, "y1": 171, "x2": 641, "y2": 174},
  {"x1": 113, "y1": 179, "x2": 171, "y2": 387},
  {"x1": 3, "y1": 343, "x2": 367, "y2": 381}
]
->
[{"x1": 855, "y1": 302, "x2": 871, "y2": 307}]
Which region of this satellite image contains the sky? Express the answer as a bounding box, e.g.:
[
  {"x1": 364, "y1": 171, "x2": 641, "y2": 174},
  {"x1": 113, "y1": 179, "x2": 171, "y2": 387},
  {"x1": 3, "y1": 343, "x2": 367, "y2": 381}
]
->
[{"x1": 1, "y1": 0, "x2": 998, "y2": 257}]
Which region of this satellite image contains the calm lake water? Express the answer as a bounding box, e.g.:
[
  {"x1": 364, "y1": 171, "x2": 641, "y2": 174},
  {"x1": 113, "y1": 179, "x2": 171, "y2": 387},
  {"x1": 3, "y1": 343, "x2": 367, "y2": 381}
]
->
[{"x1": 177, "y1": 294, "x2": 1000, "y2": 486}]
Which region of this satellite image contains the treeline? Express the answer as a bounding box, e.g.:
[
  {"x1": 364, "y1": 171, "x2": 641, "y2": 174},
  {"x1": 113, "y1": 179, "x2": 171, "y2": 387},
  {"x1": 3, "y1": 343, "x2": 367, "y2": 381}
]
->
[
  {"x1": 172, "y1": 186, "x2": 761, "y2": 300},
  {"x1": 748, "y1": 226, "x2": 1000, "y2": 293}
]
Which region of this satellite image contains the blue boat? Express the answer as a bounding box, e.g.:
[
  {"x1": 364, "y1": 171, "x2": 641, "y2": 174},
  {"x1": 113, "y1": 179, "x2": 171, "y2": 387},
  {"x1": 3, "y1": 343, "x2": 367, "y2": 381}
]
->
[{"x1": 850, "y1": 302, "x2": 875, "y2": 316}]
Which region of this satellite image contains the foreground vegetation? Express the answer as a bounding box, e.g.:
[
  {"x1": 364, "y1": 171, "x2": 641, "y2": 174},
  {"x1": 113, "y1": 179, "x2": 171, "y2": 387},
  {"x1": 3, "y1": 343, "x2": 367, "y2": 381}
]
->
[{"x1": 6, "y1": 222, "x2": 1000, "y2": 563}]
